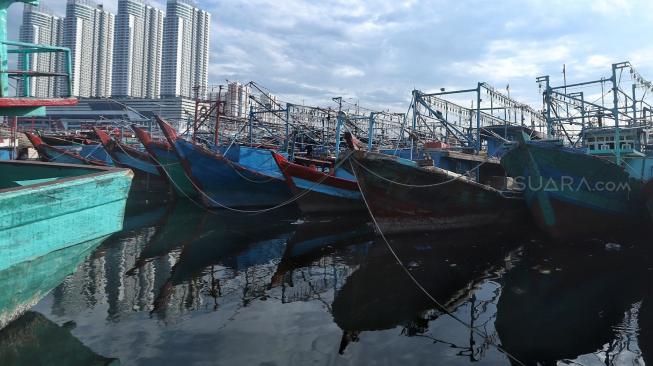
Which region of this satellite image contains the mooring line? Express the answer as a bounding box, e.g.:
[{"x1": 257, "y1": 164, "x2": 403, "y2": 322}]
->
[
  {"x1": 150, "y1": 148, "x2": 355, "y2": 215},
  {"x1": 348, "y1": 159, "x2": 526, "y2": 366},
  {"x1": 351, "y1": 155, "x2": 486, "y2": 188}
]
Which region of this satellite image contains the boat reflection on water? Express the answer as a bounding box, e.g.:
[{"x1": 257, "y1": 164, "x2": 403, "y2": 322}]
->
[
  {"x1": 0, "y1": 236, "x2": 108, "y2": 329},
  {"x1": 331, "y1": 228, "x2": 528, "y2": 357},
  {"x1": 271, "y1": 215, "x2": 375, "y2": 291},
  {"x1": 0, "y1": 312, "x2": 118, "y2": 366},
  {"x1": 48, "y1": 202, "x2": 300, "y2": 320},
  {"x1": 495, "y1": 239, "x2": 653, "y2": 366},
  {"x1": 149, "y1": 205, "x2": 298, "y2": 314},
  {"x1": 10, "y1": 198, "x2": 653, "y2": 365}
]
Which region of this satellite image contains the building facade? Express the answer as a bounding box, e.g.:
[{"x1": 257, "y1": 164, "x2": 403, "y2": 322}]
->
[
  {"x1": 224, "y1": 82, "x2": 250, "y2": 118},
  {"x1": 160, "y1": 0, "x2": 210, "y2": 99},
  {"x1": 112, "y1": 0, "x2": 164, "y2": 98},
  {"x1": 17, "y1": 4, "x2": 64, "y2": 98},
  {"x1": 63, "y1": 0, "x2": 115, "y2": 98}
]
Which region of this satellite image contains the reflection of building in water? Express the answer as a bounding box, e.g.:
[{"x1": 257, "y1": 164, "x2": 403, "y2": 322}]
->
[
  {"x1": 280, "y1": 258, "x2": 356, "y2": 305},
  {"x1": 48, "y1": 219, "x2": 295, "y2": 321},
  {"x1": 51, "y1": 226, "x2": 182, "y2": 319}
]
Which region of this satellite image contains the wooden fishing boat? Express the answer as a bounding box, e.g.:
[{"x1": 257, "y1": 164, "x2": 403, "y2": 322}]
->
[
  {"x1": 271, "y1": 152, "x2": 365, "y2": 214},
  {"x1": 500, "y1": 139, "x2": 646, "y2": 238},
  {"x1": 131, "y1": 124, "x2": 199, "y2": 199},
  {"x1": 155, "y1": 118, "x2": 293, "y2": 209},
  {"x1": 24, "y1": 132, "x2": 107, "y2": 166},
  {"x1": 0, "y1": 160, "x2": 133, "y2": 272},
  {"x1": 37, "y1": 132, "x2": 114, "y2": 165},
  {"x1": 349, "y1": 150, "x2": 526, "y2": 234},
  {"x1": 93, "y1": 127, "x2": 162, "y2": 176}
]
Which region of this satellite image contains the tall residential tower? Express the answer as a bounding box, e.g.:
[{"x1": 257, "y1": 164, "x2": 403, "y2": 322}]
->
[
  {"x1": 160, "y1": 0, "x2": 210, "y2": 99},
  {"x1": 63, "y1": 0, "x2": 115, "y2": 97},
  {"x1": 18, "y1": 4, "x2": 64, "y2": 98},
  {"x1": 112, "y1": 0, "x2": 164, "y2": 98}
]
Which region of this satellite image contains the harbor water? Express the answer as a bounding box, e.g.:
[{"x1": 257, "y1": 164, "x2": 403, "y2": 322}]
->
[{"x1": 2, "y1": 199, "x2": 653, "y2": 366}]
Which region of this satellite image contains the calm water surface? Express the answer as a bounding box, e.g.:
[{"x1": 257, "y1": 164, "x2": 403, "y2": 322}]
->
[{"x1": 2, "y1": 200, "x2": 653, "y2": 366}]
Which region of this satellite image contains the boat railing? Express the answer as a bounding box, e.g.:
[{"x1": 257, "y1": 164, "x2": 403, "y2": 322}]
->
[{"x1": 1, "y1": 40, "x2": 74, "y2": 100}]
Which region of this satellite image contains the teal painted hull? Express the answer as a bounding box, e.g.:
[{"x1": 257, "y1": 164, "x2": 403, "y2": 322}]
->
[
  {"x1": 0, "y1": 235, "x2": 108, "y2": 329},
  {"x1": 0, "y1": 161, "x2": 133, "y2": 271},
  {"x1": 500, "y1": 141, "x2": 645, "y2": 238}
]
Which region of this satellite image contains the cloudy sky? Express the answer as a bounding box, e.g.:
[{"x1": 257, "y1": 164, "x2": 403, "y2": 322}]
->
[{"x1": 7, "y1": 0, "x2": 653, "y2": 111}]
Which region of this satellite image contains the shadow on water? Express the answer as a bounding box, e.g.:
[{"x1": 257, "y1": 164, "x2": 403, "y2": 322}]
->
[
  {"x1": 496, "y1": 235, "x2": 653, "y2": 366},
  {"x1": 4, "y1": 197, "x2": 653, "y2": 365},
  {"x1": 0, "y1": 312, "x2": 118, "y2": 366},
  {"x1": 332, "y1": 227, "x2": 531, "y2": 357}
]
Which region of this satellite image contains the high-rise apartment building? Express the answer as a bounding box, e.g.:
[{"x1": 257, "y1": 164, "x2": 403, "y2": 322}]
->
[
  {"x1": 17, "y1": 4, "x2": 64, "y2": 98},
  {"x1": 112, "y1": 0, "x2": 164, "y2": 98},
  {"x1": 63, "y1": 0, "x2": 115, "y2": 97},
  {"x1": 160, "y1": 0, "x2": 210, "y2": 99},
  {"x1": 225, "y1": 82, "x2": 250, "y2": 118}
]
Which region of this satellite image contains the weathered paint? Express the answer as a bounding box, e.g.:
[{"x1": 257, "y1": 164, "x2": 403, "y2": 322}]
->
[
  {"x1": 156, "y1": 117, "x2": 292, "y2": 209},
  {"x1": 350, "y1": 150, "x2": 527, "y2": 234},
  {"x1": 271, "y1": 151, "x2": 365, "y2": 214},
  {"x1": 0, "y1": 160, "x2": 133, "y2": 271},
  {"x1": 132, "y1": 125, "x2": 199, "y2": 199},
  {"x1": 0, "y1": 235, "x2": 107, "y2": 329},
  {"x1": 500, "y1": 140, "x2": 646, "y2": 238}
]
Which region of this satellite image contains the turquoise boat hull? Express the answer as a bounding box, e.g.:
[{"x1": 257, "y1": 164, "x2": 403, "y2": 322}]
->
[
  {"x1": 0, "y1": 235, "x2": 108, "y2": 329},
  {"x1": 0, "y1": 161, "x2": 133, "y2": 271},
  {"x1": 500, "y1": 140, "x2": 645, "y2": 238}
]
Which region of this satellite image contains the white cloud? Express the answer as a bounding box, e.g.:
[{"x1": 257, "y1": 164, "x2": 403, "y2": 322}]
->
[{"x1": 333, "y1": 66, "x2": 365, "y2": 78}]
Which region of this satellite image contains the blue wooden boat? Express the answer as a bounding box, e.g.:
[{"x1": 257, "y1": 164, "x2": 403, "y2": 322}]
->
[
  {"x1": 500, "y1": 139, "x2": 646, "y2": 238},
  {"x1": 0, "y1": 235, "x2": 107, "y2": 329},
  {"x1": 271, "y1": 151, "x2": 365, "y2": 214},
  {"x1": 93, "y1": 127, "x2": 162, "y2": 176},
  {"x1": 37, "y1": 132, "x2": 114, "y2": 165},
  {"x1": 25, "y1": 132, "x2": 107, "y2": 166},
  {"x1": 132, "y1": 124, "x2": 199, "y2": 199},
  {"x1": 349, "y1": 150, "x2": 527, "y2": 234},
  {"x1": 156, "y1": 118, "x2": 293, "y2": 209},
  {"x1": 0, "y1": 160, "x2": 133, "y2": 271}
]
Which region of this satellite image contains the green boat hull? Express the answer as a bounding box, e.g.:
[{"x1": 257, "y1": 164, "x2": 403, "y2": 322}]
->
[
  {"x1": 500, "y1": 141, "x2": 645, "y2": 238},
  {"x1": 0, "y1": 161, "x2": 133, "y2": 271},
  {"x1": 0, "y1": 235, "x2": 108, "y2": 329}
]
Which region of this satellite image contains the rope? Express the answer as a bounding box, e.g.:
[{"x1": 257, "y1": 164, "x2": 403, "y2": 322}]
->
[
  {"x1": 348, "y1": 159, "x2": 526, "y2": 366},
  {"x1": 153, "y1": 147, "x2": 355, "y2": 214},
  {"x1": 189, "y1": 150, "x2": 354, "y2": 213},
  {"x1": 351, "y1": 156, "x2": 486, "y2": 188}
]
